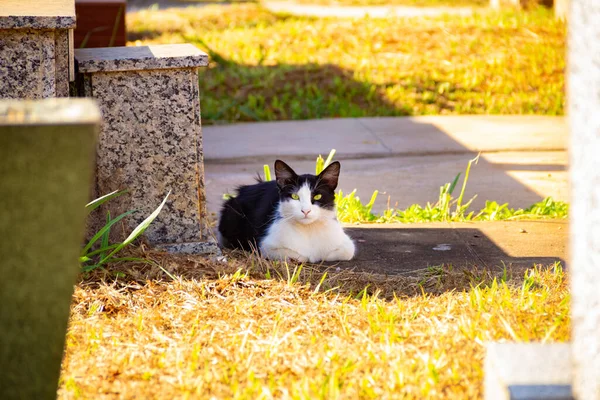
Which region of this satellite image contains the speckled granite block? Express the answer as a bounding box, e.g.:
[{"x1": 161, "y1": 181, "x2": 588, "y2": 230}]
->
[
  {"x1": 0, "y1": 29, "x2": 56, "y2": 99},
  {"x1": 76, "y1": 45, "x2": 212, "y2": 249},
  {"x1": 76, "y1": 44, "x2": 209, "y2": 73},
  {"x1": 74, "y1": 45, "x2": 209, "y2": 95},
  {"x1": 0, "y1": 1, "x2": 75, "y2": 99},
  {"x1": 158, "y1": 241, "x2": 222, "y2": 257},
  {"x1": 54, "y1": 29, "x2": 70, "y2": 96},
  {"x1": 0, "y1": 0, "x2": 76, "y2": 30}
]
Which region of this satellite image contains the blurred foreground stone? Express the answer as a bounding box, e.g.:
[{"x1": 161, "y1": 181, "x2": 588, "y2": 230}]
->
[{"x1": 0, "y1": 98, "x2": 99, "y2": 399}]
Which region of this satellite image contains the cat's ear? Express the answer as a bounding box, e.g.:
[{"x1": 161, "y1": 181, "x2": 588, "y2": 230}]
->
[
  {"x1": 274, "y1": 160, "x2": 298, "y2": 188},
  {"x1": 318, "y1": 161, "x2": 341, "y2": 190}
]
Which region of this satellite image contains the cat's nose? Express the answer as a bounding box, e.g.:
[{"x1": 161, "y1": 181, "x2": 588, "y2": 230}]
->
[{"x1": 301, "y1": 209, "x2": 311, "y2": 217}]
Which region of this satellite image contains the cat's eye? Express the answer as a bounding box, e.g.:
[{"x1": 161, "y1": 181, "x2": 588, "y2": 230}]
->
[
  {"x1": 313, "y1": 194, "x2": 322, "y2": 200},
  {"x1": 291, "y1": 193, "x2": 300, "y2": 200}
]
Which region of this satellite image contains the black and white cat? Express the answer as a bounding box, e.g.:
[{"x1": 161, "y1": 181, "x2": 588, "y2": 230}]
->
[{"x1": 218, "y1": 160, "x2": 355, "y2": 263}]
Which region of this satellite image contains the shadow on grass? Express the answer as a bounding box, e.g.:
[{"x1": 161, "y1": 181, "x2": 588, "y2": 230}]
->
[
  {"x1": 83, "y1": 223, "x2": 565, "y2": 301},
  {"x1": 199, "y1": 60, "x2": 411, "y2": 124},
  {"x1": 177, "y1": 42, "x2": 409, "y2": 123}
]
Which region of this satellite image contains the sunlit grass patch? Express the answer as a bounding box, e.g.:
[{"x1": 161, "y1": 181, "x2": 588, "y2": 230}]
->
[
  {"x1": 60, "y1": 254, "x2": 569, "y2": 399},
  {"x1": 128, "y1": 5, "x2": 565, "y2": 124}
]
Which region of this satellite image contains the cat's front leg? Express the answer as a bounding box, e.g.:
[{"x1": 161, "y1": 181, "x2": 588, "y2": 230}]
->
[
  {"x1": 324, "y1": 236, "x2": 356, "y2": 262},
  {"x1": 261, "y1": 246, "x2": 309, "y2": 263}
]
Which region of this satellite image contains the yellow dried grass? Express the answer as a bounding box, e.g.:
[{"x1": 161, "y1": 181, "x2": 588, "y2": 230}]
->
[{"x1": 59, "y1": 249, "x2": 569, "y2": 399}]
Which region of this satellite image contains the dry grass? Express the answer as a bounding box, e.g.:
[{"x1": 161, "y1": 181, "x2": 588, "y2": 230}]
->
[{"x1": 59, "y1": 249, "x2": 569, "y2": 399}]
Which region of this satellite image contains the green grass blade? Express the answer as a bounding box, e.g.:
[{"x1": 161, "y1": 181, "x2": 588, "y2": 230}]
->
[
  {"x1": 263, "y1": 164, "x2": 272, "y2": 181},
  {"x1": 82, "y1": 264, "x2": 101, "y2": 272},
  {"x1": 448, "y1": 172, "x2": 461, "y2": 195},
  {"x1": 323, "y1": 149, "x2": 336, "y2": 169},
  {"x1": 121, "y1": 191, "x2": 170, "y2": 246},
  {"x1": 316, "y1": 155, "x2": 324, "y2": 175},
  {"x1": 456, "y1": 153, "x2": 480, "y2": 214},
  {"x1": 81, "y1": 209, "x2": 136, "y2": 255},
  {"x1": 86, "y1": 190, "x2": 128, "y2": 212},
  {"x1": 96, "y1": 191, "x2": 171, "y2": 267},
  {"x1": 84, "y1": 243, "x2": 120, "y2": 258},
  {"x1": 314, "y1": 272, "x2": 328, "y2": 294},
  {"x1": 366, "y1": 190, "x2": 379, "y2": 213},
  {"x1": 99, "y1": 211, "x2": 112, "y2": 261}
]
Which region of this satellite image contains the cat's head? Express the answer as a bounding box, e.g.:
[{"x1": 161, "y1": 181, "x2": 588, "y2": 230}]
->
[{"x1": 274, "y1": 159, "x2": 340, "y2": 225}]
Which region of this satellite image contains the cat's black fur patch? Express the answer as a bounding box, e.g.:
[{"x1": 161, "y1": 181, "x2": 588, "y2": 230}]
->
[{"x1": 218, "y1": 160, "x2": 340, "y2": 251}]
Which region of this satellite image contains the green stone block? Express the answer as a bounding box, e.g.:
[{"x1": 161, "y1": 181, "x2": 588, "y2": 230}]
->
[{"x1": 0, "y1": 99, "x2": 99, "y2": 400}]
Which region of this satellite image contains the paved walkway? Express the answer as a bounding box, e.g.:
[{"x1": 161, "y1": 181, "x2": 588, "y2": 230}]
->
[
  {"x1": 203, "y1": 115, "x2": 567, "y2": 215},
  {"x1": 263, "y1": 1, "x2": 473, "y2": 18},
  {"x1": 204, "y1": 116, "x2": 568, "y2": 272},
  {"x1": 342, "y1": 220, "x2": 566, "y2": 274},
  {"x1": 127, "y1": 0, "x2": 475, "y2": 17}
]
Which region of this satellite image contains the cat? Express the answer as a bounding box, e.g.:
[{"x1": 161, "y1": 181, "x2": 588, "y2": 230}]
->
[{"x1": 218, "y1": 160, "x2": 355, "y2": 263}]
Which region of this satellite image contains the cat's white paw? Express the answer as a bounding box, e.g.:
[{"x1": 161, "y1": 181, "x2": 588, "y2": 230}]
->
[
  {"x1": 308, "y1": 255, "x2": 322, "y2": 264},
  {"x1": 292, "y1": 254, "x2": 309, "y2": 263},
  {"x1": 262, "y1": 247, "x2": 308, "y2": 263},
  {"x1": 324, "y1": 239, "x2": 356, "y2": 261}
]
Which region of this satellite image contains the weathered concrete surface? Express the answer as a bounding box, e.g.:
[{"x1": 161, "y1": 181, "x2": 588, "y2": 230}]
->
[
  {"x1": 127, "y1": 0, "x2": 212, "y2": 11},
  {"x1": 203, "y1": 116, "x2": 566, "y2": 162},
  {"x1": 127, "y1": 0, "x2": 473, "y2": 15},
  {"x1": 335, "y1": 220, "x2": 566, "y2": 274},
  {"x1": 263, "y1": 1, "x2": 474, "y2": 18}
]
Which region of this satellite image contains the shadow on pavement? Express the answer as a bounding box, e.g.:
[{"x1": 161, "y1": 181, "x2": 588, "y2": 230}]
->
[{"x1": 333, "y1": 221, "x2": 566, "y2": 275}]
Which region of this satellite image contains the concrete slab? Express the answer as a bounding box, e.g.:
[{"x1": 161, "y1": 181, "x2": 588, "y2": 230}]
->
[
  {"x1": 358, "y1": 116, "x2": 567, "y2": 155},
  {"x1": 204, "y1": 118, "x2": 388, "y2": 162},
  {"x1": 262, "y1": 1, "x2": 474, "y2": 18},
  {"x1": 127, "y1": 0, "x2": 212, "y2": 12},
  {"x1": 336, "y1": 220, "x2": 566, "y2": 274},
  {"x1": 205, "y1": 151, "x2": 568, "y2": 216},
  {"x1": 203, "y1": 116, "x2": 567, "y2": 162},
  {"x1": 127, "y1": 0, "x2": 473, "y2": 15}
]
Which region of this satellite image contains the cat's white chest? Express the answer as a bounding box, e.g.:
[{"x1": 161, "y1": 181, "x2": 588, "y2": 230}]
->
[{"x1": 260, "y1": 217, "x2": 355, "y2": 263}]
